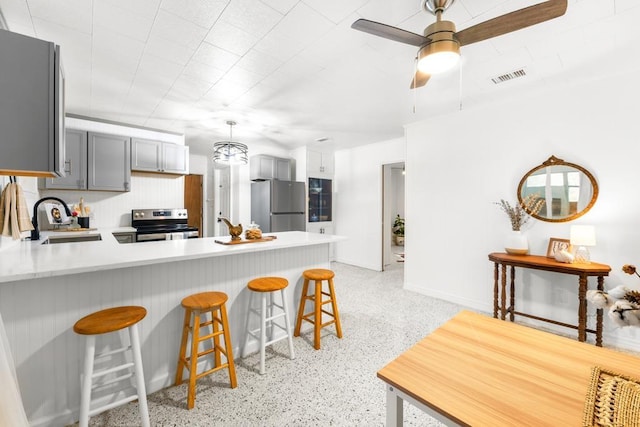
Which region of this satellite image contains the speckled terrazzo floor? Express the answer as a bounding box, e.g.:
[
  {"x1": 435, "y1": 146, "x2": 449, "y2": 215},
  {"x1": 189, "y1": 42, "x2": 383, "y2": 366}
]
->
[{"x1": 75, "y1": 261, "x2": 468, "y2": 427}]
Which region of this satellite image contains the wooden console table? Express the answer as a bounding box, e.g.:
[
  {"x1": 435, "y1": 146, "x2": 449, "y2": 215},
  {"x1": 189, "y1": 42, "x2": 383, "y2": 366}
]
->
[
  {"x1": 378, "y1": 310, "x2": 640, "y2": 426},
  {"x1": 488, "y1": 252, "x2": 611, "y2": 346}
]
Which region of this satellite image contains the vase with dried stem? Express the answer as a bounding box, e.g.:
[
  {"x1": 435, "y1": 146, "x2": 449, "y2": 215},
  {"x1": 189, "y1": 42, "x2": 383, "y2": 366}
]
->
[{"x1": 495, "y1": 194, "x2": 544, "y2": 255}]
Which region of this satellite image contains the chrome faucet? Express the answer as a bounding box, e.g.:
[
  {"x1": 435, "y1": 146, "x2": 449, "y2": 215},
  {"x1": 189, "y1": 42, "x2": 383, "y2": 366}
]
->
[{"x1": 31, "y1": 197, "x2": 72, "y2": 241}]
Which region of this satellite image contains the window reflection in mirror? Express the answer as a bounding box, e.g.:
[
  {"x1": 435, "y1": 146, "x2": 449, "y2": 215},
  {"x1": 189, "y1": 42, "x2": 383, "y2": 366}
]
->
[{"x1": 517, "y1": 156, "x2": 598, "y2": 223}]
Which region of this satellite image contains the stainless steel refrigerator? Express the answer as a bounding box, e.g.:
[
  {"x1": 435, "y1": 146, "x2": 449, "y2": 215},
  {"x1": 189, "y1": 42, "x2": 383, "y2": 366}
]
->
[{"x1": 251, "y1": 180, "x2": 306, "y2": 232}]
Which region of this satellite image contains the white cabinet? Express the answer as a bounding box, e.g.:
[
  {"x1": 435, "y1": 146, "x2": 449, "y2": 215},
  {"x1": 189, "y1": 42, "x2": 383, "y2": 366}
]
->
[
  {"x1": 131, "y1": 137, "x2": 189, "y2": 174},
  {"x1": 250, "y1": 155, "x2": 292, "y2": 181},
  {"x1": 42, "y1": 130, "x2": 131, "y2": 191},
  {"x1": 307, "y1": 149, "x2": 334, "y2": 176},
  {"x1": 306, "y1": 223, "x2": 335, "y2": 260},
  {"x1": 0, "y1": 29, "x2": 65, "y2": 177}
]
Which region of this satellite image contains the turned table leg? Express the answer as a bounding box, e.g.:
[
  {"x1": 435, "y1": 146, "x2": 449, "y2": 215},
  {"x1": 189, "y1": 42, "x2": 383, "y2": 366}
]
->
[
  {"x1": 501, "y1": 264, "x2": 507, "y2": 320},
  {"x1": 493, "y1": 263, "x2": 499, "y2": 318},
  {"x1": 509, "y1": 266, "x2": 515, "y2": 322},
  {"x1": 578, "y1": 274, "x2": 587, "y2": 342},
  {"x1": 596, "y1": 276, "x2": 604, "y2": 347}
]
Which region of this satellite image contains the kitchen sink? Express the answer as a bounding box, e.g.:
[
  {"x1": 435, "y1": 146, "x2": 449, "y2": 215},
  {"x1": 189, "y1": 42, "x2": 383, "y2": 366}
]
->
[{"x1": 41, "y1": 234, "x2": 102, "y2": 245}]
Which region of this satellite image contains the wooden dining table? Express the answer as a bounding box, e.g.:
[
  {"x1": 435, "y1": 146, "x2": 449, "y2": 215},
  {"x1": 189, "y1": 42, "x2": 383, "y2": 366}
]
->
[{"x1": 377, "y1": 310, "x2": 640, "y2": 426}]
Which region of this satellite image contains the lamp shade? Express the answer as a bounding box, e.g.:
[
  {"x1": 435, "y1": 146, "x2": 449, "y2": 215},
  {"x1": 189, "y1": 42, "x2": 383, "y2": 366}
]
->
[
  {"x1": 213, "y1": 121, "x2": 248, "y2": 165},
  {"x1": 212, "y1": 141, "x2": 248, "y2": 165},
  {"x1": 417, "y1": 41, "x2": 460, "y2": 74},
  {"x1": 570, "y1": 225, "x2": 596, "y2": 246}
]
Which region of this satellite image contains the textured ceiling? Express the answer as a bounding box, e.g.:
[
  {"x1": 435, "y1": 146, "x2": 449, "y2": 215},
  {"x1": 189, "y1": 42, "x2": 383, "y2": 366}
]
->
[{"x1": 0, "y1": 0, "x2": 637, "y2": 155}]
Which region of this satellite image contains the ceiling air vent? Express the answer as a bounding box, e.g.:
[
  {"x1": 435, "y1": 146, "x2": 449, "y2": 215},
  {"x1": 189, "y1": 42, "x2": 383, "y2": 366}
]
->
[{"x1": 491, "y1": 68, "x2": 527, "y2": 84}]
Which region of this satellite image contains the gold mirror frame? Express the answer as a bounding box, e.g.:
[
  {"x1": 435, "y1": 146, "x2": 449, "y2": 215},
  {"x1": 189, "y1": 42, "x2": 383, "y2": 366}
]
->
[{"x1": 517, "y1": 155, "x2": 598, "y2": 223}]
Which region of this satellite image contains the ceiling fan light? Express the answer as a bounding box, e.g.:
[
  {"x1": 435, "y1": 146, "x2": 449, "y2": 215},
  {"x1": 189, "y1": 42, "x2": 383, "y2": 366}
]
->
[{"x1": 417, "y1": 40, "x2": 460, "y2": 74}]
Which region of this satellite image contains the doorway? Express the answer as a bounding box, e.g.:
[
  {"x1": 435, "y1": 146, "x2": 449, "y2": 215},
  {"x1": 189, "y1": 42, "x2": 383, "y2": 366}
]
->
[
  {"x1": 382, "y1": 162, "x2": 405, "y2": 271},
  {"x1": 184, "y1": 174, "x2": 203, "y2": 237},
  {"x1": 213, "y1": 167, "x2": 231, "y2": 237}
]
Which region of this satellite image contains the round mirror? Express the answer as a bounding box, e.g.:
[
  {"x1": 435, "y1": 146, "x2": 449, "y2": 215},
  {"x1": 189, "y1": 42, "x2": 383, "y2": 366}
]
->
[{"x1": 517, "y1": 155, "x2": 598, "y2": 223}]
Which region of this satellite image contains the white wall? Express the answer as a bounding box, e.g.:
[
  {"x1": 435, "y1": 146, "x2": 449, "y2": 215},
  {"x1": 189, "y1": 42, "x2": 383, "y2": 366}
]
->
[
  {"x1": 331, "y1": 50, "x2": 640, "y2": 351},
  {"x1": 334, "y1": 138, "x2": 405, "y2": 271},
  {"x1": 403, "y1": 68, "x2": 640, "y2": 351},
  {"x1": 40, "y1": 173, "x2": 184, "y2": 227}
]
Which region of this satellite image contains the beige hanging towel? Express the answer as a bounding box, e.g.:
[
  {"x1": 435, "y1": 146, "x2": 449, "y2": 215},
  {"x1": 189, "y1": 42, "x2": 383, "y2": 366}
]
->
[
  {"x1": 1, "y1": 183, "x2": 33, "y2": 239},
  {"x1": 0, "y1": 184, "x2": 6, "y2": 235},
  {"x1": 1, "y1": 183, "x2": 11, "y2": 237},
  {"x1": 15, "y1": 184, "x2": 33, "y2": 233}
]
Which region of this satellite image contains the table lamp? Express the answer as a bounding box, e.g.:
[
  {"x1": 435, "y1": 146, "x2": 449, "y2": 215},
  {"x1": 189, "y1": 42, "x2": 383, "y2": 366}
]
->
[{"x1": 570, "y1": 225, "x2": 596, "y2": 264}]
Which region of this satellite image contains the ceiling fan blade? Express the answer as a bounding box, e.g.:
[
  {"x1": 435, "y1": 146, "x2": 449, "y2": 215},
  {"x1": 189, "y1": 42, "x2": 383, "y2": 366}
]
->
[
  {"x1": 351, "y1": 19, "x2": 429, "y2": 47},
  {"x1": 410, "y1": 71, "x2": 431, "y2": 89},
  {"x1": 454, "y1": 0, "x2": 567, "y2": 47}
]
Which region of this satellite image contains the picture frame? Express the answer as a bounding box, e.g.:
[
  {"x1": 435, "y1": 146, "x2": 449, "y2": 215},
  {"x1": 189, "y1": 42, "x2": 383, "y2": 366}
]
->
[
  {"x1": 546, "y1": 237, "x2": 571, "y2": 258},
  {"x1": 44, "y1": 202, "x2": 70, "y2": 225}
]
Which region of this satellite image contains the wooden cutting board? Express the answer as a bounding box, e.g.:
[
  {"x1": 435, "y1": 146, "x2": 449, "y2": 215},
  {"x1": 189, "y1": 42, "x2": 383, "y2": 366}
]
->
[{"x1": 214, "y1": 236, "x2": 277, "y2": 245}]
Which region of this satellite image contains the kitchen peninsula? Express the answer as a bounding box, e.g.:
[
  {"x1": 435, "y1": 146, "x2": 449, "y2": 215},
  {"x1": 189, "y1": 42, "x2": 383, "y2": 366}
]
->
[{"x1": 0, "y1": 231, "x2": 343, "y2": 427}]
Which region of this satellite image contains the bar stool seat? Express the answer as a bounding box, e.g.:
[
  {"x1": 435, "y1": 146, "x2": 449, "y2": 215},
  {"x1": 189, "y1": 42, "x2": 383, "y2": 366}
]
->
[
  {"x1": 245, "y1": 277, "x2": 295, "y2": 374},
  {"x1": 294, "y1": 268, "x2": 343, "y2": 350},
  {"x1": 73, "y1": 306, "x2": 149, "y2": 427},
  {"x1": 175, "y1": 291, "x2": 237, "y2": 409}
]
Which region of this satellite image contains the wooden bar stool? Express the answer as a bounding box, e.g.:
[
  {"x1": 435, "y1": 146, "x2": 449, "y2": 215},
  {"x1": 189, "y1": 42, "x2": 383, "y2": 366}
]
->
[
  {"x1": 294, "y1": 268, "x2": 343, "y2": 350},
  {"x1": 245, "y1": 277, "x2": 295, "y2": 375},
  {"x1": 73, "y1": 306, "x2": 150, "y2": 427},
  {"x1": 175, "y1": 291, "x2": 237, "y2": 409}
]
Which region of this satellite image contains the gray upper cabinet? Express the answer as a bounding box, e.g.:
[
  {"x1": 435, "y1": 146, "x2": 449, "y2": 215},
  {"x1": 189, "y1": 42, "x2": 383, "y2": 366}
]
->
[
  {"x1": 0, "y1": 29, "x2": 65, "y2": 177},
  {"x1": 88, "y1": 132, "x2": 131, "y2": 191},
  {"x1": 162, "y1": 142, "x2": 189, "y2": 174},
  {"x1": 42, "y1": 129, "x2": 87, "y2": 189},
  {"x1": 131, "y1": 137, "x2": 189, "y2": 174},
  {"x1": 42, "y1": 130, "x2": 131, "y2": 192},
  {"x1": 250, "y1": 155, "x2": 292, "y2": 181}
]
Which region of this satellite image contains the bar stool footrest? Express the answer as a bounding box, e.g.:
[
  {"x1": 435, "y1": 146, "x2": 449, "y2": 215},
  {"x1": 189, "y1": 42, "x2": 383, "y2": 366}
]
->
[
  {"x1": 88, "y1": 392, "x2": 140, "y2": 416},
  {"x1": 196, "y1": 363, "x2": 230, "y2": 380}
]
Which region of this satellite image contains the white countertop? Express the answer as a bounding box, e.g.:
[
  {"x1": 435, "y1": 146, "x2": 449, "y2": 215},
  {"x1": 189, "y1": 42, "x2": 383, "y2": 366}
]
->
[{"x1": 0, "y1": 230, "x2": 344, "y2": 283}]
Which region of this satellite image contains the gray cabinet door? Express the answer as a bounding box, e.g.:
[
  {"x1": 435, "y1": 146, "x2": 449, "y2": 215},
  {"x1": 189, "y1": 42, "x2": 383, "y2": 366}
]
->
[
  {"x1": 275, "y1": 158, "x2": 291, "y2": 180},
  {"x1": 132, "y1": 138, "x2": 188, "y2": 174},
  {"x1": 250, "y1": 155, "x2": 291, "y2": 181},
  {"x1": 131, "y1": 138, "x2": 161, "y2": 172},
  {"x1": 250, "y1": 155, "x2": 275, "y2": 180},
  {"x1": 43, "y1": 129, "x2": 87, "y2": 189},
  {"x1": 162, "y1": 143, "x2": 189, "y2": 174},
  {"x1": 113, "y1": 232, "x2": 135, "y2": 243},
  {"x1": 88, "y1": 132, "x2": 131, "y2": 192},
  {"x1": 0, "y1": 30, "x2": 64, "y2": 177}
]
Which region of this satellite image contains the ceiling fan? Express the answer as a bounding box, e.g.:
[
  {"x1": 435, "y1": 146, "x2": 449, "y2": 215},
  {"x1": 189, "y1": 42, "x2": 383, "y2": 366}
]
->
[{"x1": 351, "y1": 0, "x2": 567, "y2": 89}]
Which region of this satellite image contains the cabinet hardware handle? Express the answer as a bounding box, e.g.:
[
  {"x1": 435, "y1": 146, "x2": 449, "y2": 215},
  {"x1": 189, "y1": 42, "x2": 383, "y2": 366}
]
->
[{"x1": 64, "y1": 159, "x2": 72, "y2": 174}]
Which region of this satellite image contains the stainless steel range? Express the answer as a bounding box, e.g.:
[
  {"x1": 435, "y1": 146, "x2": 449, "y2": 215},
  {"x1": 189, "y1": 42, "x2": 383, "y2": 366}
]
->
[{"x1": 132, "y1": 208, "x2": 199, "y2": 242}]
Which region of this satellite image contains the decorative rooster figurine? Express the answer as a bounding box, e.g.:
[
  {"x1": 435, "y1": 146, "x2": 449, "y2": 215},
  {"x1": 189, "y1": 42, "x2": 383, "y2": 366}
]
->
[{"x1": 219, "y1": 217, "x2": 242, "y2": 240}]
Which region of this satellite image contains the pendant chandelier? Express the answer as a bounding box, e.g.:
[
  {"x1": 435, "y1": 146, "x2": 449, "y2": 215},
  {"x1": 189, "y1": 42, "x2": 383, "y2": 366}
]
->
[{"x1": 212, "y1": 120, "x2": 248, "y2": 165}]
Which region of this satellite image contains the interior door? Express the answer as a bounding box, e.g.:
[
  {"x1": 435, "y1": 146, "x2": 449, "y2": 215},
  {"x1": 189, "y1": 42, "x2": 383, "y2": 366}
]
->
[{"x1": 184, "y1": 174, "x2": 203, "y2": 237}]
